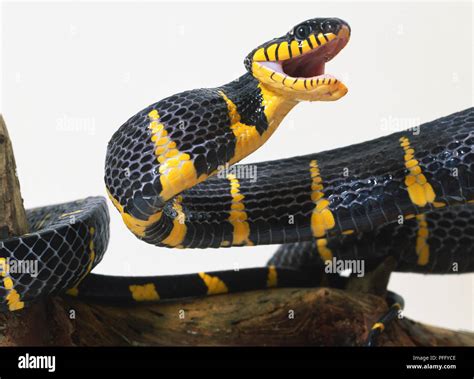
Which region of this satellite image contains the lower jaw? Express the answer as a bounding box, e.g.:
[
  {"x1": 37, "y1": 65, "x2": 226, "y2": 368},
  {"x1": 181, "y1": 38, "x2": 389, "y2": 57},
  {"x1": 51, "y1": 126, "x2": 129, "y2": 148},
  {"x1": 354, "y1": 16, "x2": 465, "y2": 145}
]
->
[
  {"x1": 252, "y1": 62, "x2": 346, "y2": 100},
  {"x1": 282, "y1": 84, "x2": 348, "y2": 102},
  {"x1": 257, "y1": 75, "x2": 348, "y2": 102}
]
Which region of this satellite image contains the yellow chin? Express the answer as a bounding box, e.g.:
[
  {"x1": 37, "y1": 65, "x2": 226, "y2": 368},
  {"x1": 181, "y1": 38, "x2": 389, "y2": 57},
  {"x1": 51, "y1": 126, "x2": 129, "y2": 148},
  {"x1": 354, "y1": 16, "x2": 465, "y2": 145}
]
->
[{"x1": 251, "y1": 61, "x2": 348, "y2": 102}]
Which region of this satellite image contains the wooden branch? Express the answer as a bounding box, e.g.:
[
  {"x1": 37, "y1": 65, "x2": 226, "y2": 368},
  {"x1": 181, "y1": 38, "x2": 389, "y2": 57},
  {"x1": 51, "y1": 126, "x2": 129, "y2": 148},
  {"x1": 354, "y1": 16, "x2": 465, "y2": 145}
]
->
[
  {"x1": 1, "y1": 287, "x2": 472, "y2": 346},
  {"x1": 0, "y1": 115, "x2": 28, "y2": 238},
  {"x1": 0, "y1": 115, "x2": 472, "y2": 347},
  {"x1": 0, "y1": 114, "x2": 36, "y2": 345}
]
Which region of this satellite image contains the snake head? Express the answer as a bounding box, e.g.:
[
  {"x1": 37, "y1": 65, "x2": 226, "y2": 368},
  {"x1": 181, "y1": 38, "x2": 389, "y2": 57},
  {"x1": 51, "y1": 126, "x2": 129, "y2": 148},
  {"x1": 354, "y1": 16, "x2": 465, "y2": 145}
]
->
[{"x1": 245, "y1": 18, "x2": 350, "y2": 102}]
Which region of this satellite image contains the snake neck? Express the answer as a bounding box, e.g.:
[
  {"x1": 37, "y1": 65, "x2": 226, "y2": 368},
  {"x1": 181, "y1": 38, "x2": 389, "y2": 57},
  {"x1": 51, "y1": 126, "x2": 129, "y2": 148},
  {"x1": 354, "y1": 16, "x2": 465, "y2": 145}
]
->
[{"x1": 220, "y1": 73, "x2": 299, "y2": 165}]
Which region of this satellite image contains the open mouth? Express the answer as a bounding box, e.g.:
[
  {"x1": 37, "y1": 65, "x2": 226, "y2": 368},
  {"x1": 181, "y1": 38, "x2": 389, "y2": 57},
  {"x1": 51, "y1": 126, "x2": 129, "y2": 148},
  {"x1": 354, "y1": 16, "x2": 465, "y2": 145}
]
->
[
  {"x1": 281, "y1": 36, "x2": 347, "y2": 78},
  {"x1": 253, "y1": 26, "x2": 350, "y2": 87}
]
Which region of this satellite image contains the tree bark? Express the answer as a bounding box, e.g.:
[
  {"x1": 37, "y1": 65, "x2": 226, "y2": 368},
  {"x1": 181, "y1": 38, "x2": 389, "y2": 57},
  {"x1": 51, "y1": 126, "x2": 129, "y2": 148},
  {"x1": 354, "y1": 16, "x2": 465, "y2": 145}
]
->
[
  {"x1": 0, "y1": 115, "x2": 28, "y2": 238},
  {"x1": 0, "y1": 115, "x2": 472, "y2": 347},
  {"x1": 1, "y1": 288, "x2": 473, "y2": 346}
]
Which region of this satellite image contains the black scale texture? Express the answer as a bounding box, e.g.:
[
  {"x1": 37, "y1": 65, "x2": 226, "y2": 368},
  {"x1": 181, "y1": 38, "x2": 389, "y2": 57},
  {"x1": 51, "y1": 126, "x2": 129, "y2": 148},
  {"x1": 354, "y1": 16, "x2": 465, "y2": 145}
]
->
[
  {"x1": 105, "y1": 85, "x2": 239, "y2": 220},
  {"x1": 0, "y1": 197, "x2": 109, "y2": 311},
  {"x1": 268, "y1": 203, "x2": 474, "y2": 274},
  {"x1": 167, "y1": 108, "x2": 474, "y2": 248}
]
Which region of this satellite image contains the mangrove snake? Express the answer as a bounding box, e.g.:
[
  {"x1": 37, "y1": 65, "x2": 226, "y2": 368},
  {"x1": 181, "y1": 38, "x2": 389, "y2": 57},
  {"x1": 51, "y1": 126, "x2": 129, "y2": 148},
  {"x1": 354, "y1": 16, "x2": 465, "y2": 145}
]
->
[{"x1": 1, "y1": 18, "x2": 473, "y2": 346}]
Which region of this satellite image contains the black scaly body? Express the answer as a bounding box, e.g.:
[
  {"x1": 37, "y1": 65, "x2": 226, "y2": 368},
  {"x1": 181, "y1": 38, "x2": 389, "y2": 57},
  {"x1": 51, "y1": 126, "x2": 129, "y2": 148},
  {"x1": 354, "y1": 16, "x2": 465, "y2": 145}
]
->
[
  {"x1": 105, "y1": 103, "x2": 474, "y2": 248},
  {"x1": 0, "y1": 197, "x2": 109, "y2": 312}
]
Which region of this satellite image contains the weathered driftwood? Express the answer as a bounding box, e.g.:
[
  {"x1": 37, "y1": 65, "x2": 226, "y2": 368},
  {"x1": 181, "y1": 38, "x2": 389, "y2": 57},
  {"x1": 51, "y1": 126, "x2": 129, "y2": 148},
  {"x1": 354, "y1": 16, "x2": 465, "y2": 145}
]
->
[
  {"x1": 1, "y1": 288, "x2": 473, "y2": 346},
  {"x1": 0, "y1": 115, "x2": 29, "y2": 238},
  {"x1": 0, "y1": 114, "x2": 472, "y2": 347}
]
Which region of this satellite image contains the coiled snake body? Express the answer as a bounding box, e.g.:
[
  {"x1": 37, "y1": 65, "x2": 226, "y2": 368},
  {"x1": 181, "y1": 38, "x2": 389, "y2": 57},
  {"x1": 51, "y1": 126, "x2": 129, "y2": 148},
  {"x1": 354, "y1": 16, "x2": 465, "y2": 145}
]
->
[{"x1": 1, "y1": 18, "x2": 473, "y2": 343}]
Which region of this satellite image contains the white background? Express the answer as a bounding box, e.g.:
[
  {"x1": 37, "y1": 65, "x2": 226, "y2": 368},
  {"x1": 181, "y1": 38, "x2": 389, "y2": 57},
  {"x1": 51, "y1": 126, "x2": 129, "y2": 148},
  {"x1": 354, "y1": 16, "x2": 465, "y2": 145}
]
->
[{"x1": 1, "y1": 1, "x2": 473, "y2": 331}]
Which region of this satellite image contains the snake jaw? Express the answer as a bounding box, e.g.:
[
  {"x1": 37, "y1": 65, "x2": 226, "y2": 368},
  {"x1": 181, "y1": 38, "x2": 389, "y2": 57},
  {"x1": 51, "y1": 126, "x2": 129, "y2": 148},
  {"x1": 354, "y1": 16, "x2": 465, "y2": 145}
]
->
[{"x1": 250, "y1": 23, "x2": 350, "y2": 101}]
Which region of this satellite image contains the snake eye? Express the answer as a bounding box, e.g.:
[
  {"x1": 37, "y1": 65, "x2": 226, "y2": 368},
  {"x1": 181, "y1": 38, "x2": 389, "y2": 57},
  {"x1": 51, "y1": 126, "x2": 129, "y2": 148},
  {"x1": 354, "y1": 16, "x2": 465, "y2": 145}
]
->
[
  {"x1": 321, "y1": 20, "x2": 335, "y2": 34},
  {"x1": 294, "y1": 24, "x2": 311, "y2": 40}
]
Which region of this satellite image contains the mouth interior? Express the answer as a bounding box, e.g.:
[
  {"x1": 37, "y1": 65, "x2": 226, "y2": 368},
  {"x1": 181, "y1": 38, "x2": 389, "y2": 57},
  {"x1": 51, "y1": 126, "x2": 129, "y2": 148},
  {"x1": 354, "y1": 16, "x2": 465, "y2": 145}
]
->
[{"x1": 259, "y1": 35, "x2": 348, "y2": 80}]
